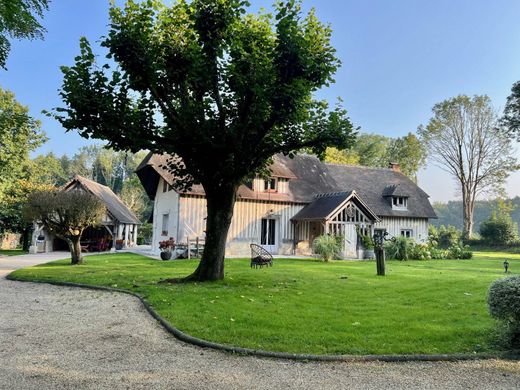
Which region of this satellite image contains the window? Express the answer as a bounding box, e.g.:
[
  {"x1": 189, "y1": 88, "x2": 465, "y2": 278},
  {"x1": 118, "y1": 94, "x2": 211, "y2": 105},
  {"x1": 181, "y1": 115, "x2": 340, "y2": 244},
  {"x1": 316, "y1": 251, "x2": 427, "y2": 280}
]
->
[
  {"x1": 392, "y1": 196, "x2": 408, "y2": 209},
  {"x1": 162, "y1": 180, "x2": 173, "y2": 193},
  {"x1": 263, "y1": 178, "x2": 277, "y2": 192},
  {"x1": 400, "y1": 229, "x2": 413, "y2": 238},
  {"x1": 161, "y1": 213, "x2": 169, "y2": 236}
]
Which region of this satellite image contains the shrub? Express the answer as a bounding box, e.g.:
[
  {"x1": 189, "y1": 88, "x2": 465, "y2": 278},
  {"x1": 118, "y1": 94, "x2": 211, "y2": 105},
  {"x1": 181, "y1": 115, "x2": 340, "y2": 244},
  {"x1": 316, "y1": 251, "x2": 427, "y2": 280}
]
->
[
  {"x1": 385, "y1": 236, "x2": 414, "y2": 260},
  {"x1": 447, "y1": 243, "x2": 472, "y2": 259},
  {"x1": 488, "y1": 276, "x2": 520, "y2": 348},
  {"x1": 409, "y1": 242, "x2": 431, "y2": 260},
  {"x1": 313, "y1": 235, "x2": 342, "y2": 262},
  {"x1": 480, "y1": 214, "x2": 518, "y2": 246},
  {"x1": 437, "y1": 225, "x2": 462, "y2": 248}
]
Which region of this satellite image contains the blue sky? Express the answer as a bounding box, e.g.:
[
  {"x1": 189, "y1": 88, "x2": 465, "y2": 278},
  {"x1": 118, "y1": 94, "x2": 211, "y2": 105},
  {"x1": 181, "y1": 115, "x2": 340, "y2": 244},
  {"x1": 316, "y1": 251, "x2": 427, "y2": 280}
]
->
[{"x1": 2, "y1": 0, "x2": 520, "y2": 202}]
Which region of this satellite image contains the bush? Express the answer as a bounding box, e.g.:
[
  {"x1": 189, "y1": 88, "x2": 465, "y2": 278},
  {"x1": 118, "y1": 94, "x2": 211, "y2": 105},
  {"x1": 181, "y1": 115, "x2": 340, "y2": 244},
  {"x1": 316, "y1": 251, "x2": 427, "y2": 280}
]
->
[
  {"x1": 447, "y1": 243, "x2": 472, "y2": 259},
  {"x1": 437, "y1": 225, "x2": 462, "y2": 248},
  {"x1": 385, "y1": 236, "x2": 414, "y2": 260},
  {"x1": 488, "y1": 276, "x2": 520, "y2": 348},
  {"x1": 313, "y1": 235, "x2": 342, "y2": 262},
  {"x1": 480, "y1": 215, "x2": 518, "y2": 246}
]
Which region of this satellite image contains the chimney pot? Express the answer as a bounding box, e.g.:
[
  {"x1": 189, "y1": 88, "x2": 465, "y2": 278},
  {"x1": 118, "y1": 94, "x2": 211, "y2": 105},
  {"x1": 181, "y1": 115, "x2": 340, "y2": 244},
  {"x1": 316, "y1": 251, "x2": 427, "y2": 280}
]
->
[{"x1": 389, "y1": 162, "x2": 401, "y2": 172}]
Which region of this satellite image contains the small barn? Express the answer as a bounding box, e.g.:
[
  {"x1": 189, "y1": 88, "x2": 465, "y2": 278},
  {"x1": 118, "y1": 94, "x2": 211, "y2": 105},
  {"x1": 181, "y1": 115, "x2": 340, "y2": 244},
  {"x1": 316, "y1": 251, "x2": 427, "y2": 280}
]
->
[{"x1": 29, "y1": 175, "x2": 141, "y2": 254}]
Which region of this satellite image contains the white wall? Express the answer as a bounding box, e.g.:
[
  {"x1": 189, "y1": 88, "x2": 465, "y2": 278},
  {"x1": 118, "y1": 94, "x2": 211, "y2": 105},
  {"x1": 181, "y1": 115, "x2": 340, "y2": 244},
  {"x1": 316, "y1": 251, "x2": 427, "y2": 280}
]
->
[
  {"x1": 152, "y1": 177, "x2": 180, "y2": 253},
  {"x1": 375, "y1": 217, "x2": 429, "y2": 242},
  {"x1": 176, "y1": 195, "x2": 305, "y2": 256}
]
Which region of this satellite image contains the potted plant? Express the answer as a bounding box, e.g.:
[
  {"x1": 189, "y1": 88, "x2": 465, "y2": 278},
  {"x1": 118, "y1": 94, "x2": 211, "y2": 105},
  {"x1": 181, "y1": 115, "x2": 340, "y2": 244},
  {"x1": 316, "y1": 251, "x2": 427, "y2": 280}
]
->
[
  {"x1": 362, "y1": 234, "x2": 375, "y2": 259},
  {"x1": 159, "y1": 237, "x2": 176, "y2": 260},
  {"x1": 115, "y1": 239, "x2": 124, "y2": 250}
]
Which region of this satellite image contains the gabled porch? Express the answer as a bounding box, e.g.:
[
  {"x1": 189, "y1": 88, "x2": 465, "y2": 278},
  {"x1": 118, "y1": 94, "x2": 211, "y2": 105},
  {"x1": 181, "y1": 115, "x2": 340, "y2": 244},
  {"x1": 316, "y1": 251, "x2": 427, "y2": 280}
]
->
[{"x1": 291, "y1": 191, "x2": 380, "y2": 259}]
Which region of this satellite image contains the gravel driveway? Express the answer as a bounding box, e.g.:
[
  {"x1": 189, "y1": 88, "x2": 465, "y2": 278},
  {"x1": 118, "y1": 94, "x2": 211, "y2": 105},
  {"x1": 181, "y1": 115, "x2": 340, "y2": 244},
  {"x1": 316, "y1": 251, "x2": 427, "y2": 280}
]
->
[{"x1": 0, "y1": 264, "x2": 520, "y2": 389}]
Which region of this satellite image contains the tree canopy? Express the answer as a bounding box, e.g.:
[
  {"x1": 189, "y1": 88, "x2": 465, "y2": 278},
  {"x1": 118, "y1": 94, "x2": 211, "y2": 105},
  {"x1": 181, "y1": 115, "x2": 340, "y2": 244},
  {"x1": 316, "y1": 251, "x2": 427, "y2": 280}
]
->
[
  {"x1": 503, "y1": 81, "x2": 520, "y2": 137},
  {"x1": 0, "y1": 86, "x2": 46, "y2": 201},
  {"x1": 24, "y1": 189, "x2": 106, "y2": 264},
  {"x1": 419, "y1": 95, "x2": 518, "y2": 238},
  {"x1": 0, "y1": 0, "x2": 49, "y2": 68},
  {"x1": 52, "y1": 0, "x2": 355, "y2": 281},
  {"x1": 324, "y1": 132, "x2": 426, "y2": 181}
]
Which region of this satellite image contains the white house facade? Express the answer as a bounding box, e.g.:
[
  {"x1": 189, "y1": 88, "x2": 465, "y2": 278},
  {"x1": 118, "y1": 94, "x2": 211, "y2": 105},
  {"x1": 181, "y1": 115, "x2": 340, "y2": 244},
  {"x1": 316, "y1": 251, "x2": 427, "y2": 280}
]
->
[{"x1": 136, "y1": 154, "x2": 436, "y2": 258}]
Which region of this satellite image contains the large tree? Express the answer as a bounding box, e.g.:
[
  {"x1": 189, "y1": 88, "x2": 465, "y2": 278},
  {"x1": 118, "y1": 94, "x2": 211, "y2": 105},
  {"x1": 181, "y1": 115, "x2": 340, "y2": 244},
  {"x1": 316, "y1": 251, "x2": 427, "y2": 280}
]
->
[
  {"x1": 51, "y1": 0, "x2": 355, "y2": 281},
  {"x1": 0, "y1": 0, "x2": 49, "y2": 69},
  {"x1": 418, "y1": 95, "x2": 518, "y2": 239},
  {"x1": 0, "y1": 86, "x2": 46, "y2": 201},
  {"x1": 24, "y1": 189, "x2": 105, "y2": 264}
]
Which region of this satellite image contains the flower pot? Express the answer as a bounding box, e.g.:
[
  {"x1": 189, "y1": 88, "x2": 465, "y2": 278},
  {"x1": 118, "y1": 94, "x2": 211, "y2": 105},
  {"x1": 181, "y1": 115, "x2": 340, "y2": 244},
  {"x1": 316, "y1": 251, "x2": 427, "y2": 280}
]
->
[
  {"x1": 160, "y1": 251, "x2": 172, "y2": 261},
  {"x1": 364, "y1": 249, "x2": 375, "y2": 260}
]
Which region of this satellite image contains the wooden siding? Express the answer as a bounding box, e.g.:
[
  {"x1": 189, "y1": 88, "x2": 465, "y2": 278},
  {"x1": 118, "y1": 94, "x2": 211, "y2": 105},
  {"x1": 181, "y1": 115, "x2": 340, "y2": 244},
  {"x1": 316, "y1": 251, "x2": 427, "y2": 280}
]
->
[
  {"x1": 178, "y1": 195, "x2": 305, "y2": 243},
  {"x1": 375, "y1": 217, "x2": 429, "y2": 242}
]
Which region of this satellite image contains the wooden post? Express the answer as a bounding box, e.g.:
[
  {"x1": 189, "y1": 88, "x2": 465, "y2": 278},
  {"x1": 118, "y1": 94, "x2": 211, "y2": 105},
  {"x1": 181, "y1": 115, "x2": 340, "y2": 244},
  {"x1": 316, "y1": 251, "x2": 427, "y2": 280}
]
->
[
  {"x1": 196, "y1": 236, "x2": 199, "y2": 258},
  {"x1": 375, "y1": 248, "x2": 386, "y2": 276},
  {"x1": 187, "y1": 236, "x2": 190, "y2": 259}
]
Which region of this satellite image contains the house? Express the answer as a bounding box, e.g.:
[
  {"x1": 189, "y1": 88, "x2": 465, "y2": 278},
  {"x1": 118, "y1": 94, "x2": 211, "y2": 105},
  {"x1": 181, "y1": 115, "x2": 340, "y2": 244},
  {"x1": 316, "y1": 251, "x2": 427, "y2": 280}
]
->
[
  {"x1": 29, "y1": 175, "x2": 142, "y2": 254},
  {"x1": 136, "y1": 153, "x2": 437, "y2": 258}
]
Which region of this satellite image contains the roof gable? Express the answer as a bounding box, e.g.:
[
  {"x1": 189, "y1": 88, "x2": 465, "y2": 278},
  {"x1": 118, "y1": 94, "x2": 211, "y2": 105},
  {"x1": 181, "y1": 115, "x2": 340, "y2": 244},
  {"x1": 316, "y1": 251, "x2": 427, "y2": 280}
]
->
[{"x1": 63, "y1": 176, "x2": 141, "y2": 225}]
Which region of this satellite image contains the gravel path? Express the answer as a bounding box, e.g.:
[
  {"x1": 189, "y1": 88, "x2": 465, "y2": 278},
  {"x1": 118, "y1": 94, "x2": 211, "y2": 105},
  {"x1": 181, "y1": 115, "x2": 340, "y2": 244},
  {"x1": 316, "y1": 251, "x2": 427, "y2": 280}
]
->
[{"x1": 1, "y1": 279, "x2": 520, "y2": 389}]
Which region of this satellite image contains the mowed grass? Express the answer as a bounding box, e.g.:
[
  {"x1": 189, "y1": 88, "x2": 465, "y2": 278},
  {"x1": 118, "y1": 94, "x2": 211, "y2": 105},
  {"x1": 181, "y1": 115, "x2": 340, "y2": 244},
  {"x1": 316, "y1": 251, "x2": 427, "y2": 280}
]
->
[
  {"x1": 9, "y1": 251, "x2": 520, "y2": 355},
  {"x1": 0, "y1": 249, "x2": 27, "y2": 256}
]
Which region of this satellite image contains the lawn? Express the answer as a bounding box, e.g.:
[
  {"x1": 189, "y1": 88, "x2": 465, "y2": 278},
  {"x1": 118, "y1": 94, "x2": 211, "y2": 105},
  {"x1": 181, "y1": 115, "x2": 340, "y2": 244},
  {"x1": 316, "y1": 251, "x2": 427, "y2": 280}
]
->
[
  {"x1": 9, "y1": 251, "x2": 519, "y2": 355},
  {"x1": 0, "y1": 248, "x2": 27, "y2": 256}
]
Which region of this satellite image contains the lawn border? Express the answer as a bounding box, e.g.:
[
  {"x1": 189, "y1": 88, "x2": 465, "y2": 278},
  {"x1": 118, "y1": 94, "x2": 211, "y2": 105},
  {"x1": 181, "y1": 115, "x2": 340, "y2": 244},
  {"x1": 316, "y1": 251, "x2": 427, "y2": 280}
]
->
[{"x1": 7, "y1": 273, "x2": 510, "y2": 363}]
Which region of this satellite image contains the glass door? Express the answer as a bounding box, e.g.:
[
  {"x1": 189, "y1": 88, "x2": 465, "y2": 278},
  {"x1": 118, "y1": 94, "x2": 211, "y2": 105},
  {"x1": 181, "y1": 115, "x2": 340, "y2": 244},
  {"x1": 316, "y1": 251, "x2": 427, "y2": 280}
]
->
[{"x1": 260, "y1": 218, "x2": 278, "y2": 254}]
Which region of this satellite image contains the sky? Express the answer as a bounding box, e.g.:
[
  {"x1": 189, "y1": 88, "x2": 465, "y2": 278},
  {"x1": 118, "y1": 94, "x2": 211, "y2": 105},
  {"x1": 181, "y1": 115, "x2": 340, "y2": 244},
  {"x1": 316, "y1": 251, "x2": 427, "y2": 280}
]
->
[{"x1": 2, "y1": 0, "x2": 520, "y2": 203}]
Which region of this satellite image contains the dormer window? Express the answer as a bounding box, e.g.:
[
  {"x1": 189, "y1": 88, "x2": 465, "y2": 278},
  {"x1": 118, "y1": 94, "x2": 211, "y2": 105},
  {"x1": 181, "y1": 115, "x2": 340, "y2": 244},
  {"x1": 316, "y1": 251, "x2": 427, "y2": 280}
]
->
[
  {"x1": 264, "y1": 178, "x2": 278, "y2": 192},
  {"x1": 392, "y1": 196, "x2": 408, "y2": 210}
]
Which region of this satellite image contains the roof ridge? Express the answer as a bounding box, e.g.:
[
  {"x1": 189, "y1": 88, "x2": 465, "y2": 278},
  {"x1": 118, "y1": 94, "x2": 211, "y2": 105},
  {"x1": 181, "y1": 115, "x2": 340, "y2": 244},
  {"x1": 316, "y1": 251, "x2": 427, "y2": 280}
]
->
[{"x1": 323, "y1": 161, "x2": 395, "y2": 172}]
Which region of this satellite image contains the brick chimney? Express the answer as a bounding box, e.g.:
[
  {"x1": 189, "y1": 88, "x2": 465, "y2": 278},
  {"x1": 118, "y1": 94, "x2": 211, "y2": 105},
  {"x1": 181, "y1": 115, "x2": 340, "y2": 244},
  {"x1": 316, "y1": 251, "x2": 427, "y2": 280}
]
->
[{"x1": 388, "y1": 162, "x2": 401, "y2": 172}]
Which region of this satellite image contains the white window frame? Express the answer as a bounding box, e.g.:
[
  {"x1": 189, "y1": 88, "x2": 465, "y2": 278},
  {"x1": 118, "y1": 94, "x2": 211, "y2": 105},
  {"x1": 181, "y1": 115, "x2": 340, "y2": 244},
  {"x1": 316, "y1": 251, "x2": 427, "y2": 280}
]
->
[
  {"x1": 263, "y1": 178, "x2": 278, "y2": 192},
  {"x1": 161, "y1": 213, "x2": 169, "y2": 236},
  {"x1": 400, "y1": 229, "x2": 413, "y2": 238},
  {"x1": 392, "y1": 196, "x2": 408, "y2": 210}
]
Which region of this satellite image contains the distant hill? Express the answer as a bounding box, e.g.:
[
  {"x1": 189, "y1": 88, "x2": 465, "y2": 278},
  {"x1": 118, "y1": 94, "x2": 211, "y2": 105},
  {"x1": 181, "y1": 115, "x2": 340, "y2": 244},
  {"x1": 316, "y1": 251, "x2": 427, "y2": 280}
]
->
[{"x1": 432, "y1": 197, "x2": 520, "y2": 234}]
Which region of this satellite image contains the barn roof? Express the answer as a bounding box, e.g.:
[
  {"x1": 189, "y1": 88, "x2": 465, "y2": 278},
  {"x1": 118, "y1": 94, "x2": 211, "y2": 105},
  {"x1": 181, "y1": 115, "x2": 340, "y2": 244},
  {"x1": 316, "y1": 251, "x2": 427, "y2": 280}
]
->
[
  {"x1": 63, "y1": 175, "x2": 141, "y2": 225},
  {"x1": 136, "y1": 153, "x2": 437, "y2": 219}
]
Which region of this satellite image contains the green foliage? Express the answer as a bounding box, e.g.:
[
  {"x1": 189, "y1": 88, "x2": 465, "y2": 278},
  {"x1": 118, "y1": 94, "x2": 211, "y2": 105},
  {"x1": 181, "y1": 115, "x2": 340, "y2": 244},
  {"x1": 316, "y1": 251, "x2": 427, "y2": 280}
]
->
[
  {"x1": 437, "y1": 225, "x2": 462, "y2": 248},
  {"x1": 385, "y1": 236, "x2": 413, "y2": 260},
  {"x1": 313, "y1": 234, "x2": 341, "y2": 262},
  {"x1": 480, "y1": 201, "x2": 519, "y2": 246},
  {"x1": 386, "y1": 233, "x2": 471, "y2": 261},
  {"x1": 0, "y1": 0, "x2": 49, "y2": 69},
  {"x1": 357, "y1": 229, "x2": 374, "y2": 249},
  {"x1": 488, "y1": 276, "x2": 520, "y2": 348},
  {"x1": 324, "y1": 132, "x2": 426, "y2": 181},
  {"x1": 0, "y1": 87, "x2": 46, "y2": 201},
  {"x1": 23, "y1": 189, "x2": 106, "y2": 264},
  {"x1": 503, "y1": 80, "x2": 520, "y2": 139}
]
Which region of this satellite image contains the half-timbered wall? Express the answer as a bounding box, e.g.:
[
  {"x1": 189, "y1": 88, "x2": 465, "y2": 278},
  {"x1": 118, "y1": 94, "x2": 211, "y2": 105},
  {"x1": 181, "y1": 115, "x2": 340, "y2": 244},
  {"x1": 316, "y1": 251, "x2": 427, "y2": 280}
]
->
[
  {"x1": 375, "y1": 217, "x2": 429, "y2": 242},
  {"x1": 177, "y1": 195, "x2": 305, "y2": 255}
]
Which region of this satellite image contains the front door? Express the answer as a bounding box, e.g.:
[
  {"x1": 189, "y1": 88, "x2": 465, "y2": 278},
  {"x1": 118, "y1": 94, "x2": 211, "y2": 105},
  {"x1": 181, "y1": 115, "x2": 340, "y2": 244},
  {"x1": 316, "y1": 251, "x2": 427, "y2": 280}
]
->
[
  {"x1": 260, "y1": 218, "x2": 278, "y2": 254},
  {"x1": 344, "y1": 224, "x2": 357, "y2": 258}
]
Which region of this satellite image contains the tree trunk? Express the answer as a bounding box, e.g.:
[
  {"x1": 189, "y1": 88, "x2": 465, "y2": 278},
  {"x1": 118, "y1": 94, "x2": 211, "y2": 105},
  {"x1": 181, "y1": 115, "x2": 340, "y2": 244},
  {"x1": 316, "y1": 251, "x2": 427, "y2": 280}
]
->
[
  {"x1": 21, "y1": 226, "x2": 31, "y2": 252},
  {"x1": 68, "y1": 237, "x2": 83, "y2": 265},
  {"x1": 186, "y1": 184, "x2": 238, "y2": 281},
  {"x1": 462, "y1": 189, "x2": 474, "y2": 240}
]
